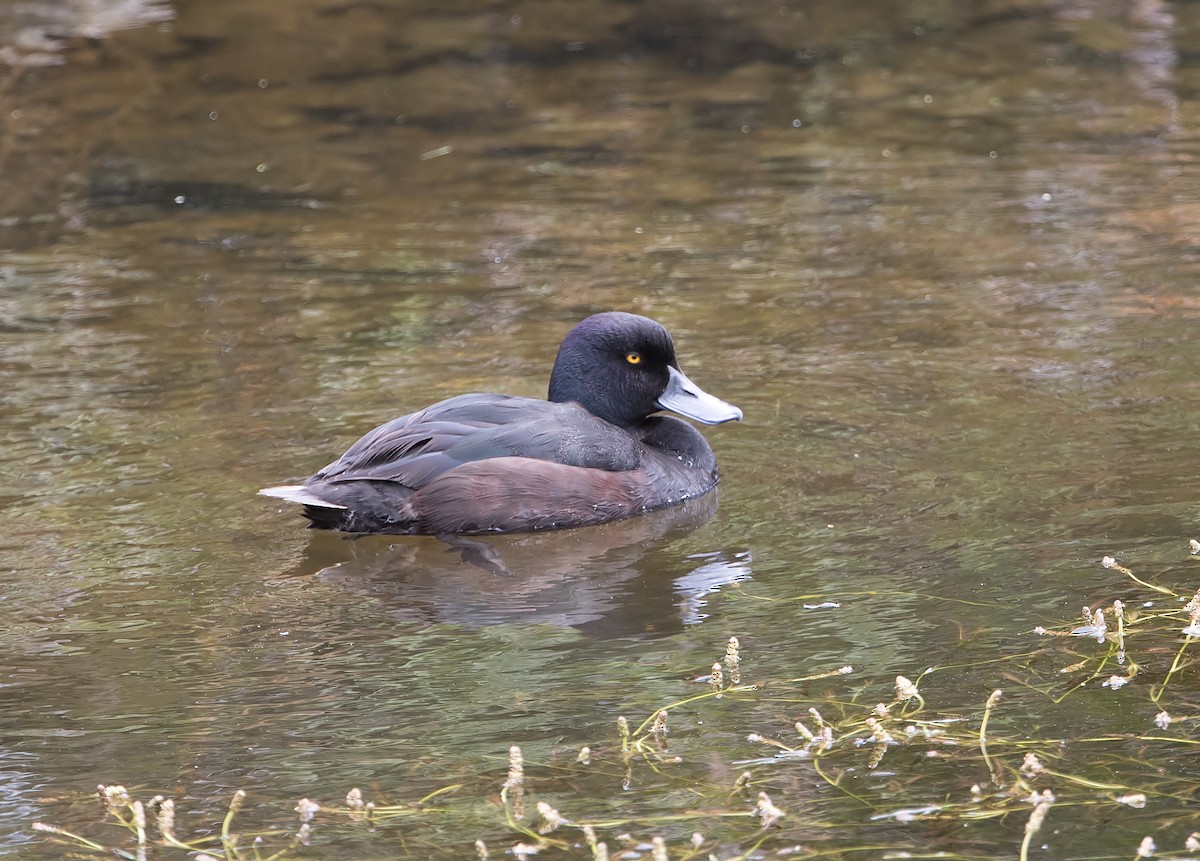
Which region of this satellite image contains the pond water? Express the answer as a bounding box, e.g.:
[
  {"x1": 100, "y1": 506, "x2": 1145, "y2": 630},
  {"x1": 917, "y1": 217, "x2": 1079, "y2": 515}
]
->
[{"x1": 4, "y1": 0, "x2": 1200, "y2": 858}]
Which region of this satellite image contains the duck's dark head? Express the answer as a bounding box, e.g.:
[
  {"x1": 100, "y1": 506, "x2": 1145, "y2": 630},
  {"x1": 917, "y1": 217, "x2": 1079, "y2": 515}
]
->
[{"x1": 548, "y1": 311, "x2": 743, "y2": 428}]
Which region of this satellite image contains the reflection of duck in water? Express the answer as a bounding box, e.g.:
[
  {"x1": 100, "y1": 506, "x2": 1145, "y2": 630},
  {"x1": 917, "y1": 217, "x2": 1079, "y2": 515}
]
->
[
  {"x1": 299, "y1": 494, "x2": 751, "y2": 638},
  {"x1": 261, "y1": 312, "x2": 741, "y2": 535}
]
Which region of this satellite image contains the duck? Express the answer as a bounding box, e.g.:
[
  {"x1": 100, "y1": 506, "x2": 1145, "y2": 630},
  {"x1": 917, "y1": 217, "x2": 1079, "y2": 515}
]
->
[{"x1": 259, "y1": 311, "x2": 742, "y2": 535}]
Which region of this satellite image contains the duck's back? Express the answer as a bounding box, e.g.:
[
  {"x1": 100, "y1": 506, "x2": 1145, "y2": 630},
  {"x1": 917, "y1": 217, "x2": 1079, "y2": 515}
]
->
[{"x1": 316, "y1": 393, "x2": 643, "y2": 481}]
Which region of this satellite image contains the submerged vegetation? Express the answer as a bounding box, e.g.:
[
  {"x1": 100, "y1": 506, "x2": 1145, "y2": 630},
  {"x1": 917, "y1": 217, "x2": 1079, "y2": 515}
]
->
[{"x1": 32, "y1": 547, "x2": 1200, "y2": 860}]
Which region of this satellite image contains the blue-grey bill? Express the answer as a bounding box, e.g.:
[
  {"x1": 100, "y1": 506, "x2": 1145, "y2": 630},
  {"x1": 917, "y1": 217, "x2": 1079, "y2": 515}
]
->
[{"x1": 656, "y1": 365, "x2": 743, "y2": 425}]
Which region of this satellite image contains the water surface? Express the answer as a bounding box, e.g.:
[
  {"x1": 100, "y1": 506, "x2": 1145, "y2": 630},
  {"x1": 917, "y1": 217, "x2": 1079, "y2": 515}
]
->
[{"x1": 3, "y1": 0, "x2": 1200, "y2": 857}]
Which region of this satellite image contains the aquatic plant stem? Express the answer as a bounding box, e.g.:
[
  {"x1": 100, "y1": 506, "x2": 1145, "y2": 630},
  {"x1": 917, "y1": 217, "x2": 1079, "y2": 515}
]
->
[
  {"x1": 31, "y1": 824, "x2": 120, "y2": 855},
  {"x1": 416, "y1": 784, "x2": 463, "y2": 804},
  {"x1": 810, "y1": 756, "x2": 873, "y2": 807},
  {"x1": 1019, "y1": 799, "x2": 1050, "y2": 861},
  {"x1": 1120, "y1": 567, "x2": 1176, "y2": 596},
  {"x1": 220, "y1": 790, "x2": 246, "y2": 858},
  {"x1": 720, "y1": 831, "x2": 771, "y2": 861},
  {"x1": 980, "y1": 690, "x2": 1004, "y2": 785},
  {"x1": 1045, "y1": 646, "x2": 1121, "y2": 704},
  {"x1": 498, "y1": 785, "x2": 569, "y2": 850},
  {"x1": 1150, "y1": 632, "x2": 1196, "y2": 707},
  {"x1": 628, "y1": 686, "x2": 755, "y2": 737}
]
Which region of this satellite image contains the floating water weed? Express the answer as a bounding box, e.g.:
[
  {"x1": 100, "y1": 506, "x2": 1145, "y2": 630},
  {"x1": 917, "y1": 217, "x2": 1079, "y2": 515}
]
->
[
  {"x1": 31, "y1": 822, "x2": 109, "y2": 854},
  {"x1": 1102, "y1": 553, "x2": 1173, "y2": 595},
  {"x1": 496, "y1": 747, "x2": 574, "y2": 855},
  {"x1": 1185, "y1": 585, "x2": 1200, "y2": 610},
  {"x1": 461, "y1": 643, "x2": 777, "y2": 856},
  {"x1": 503, "y1": 745, "x2": 526, "y2": 821},
  {"x1": 865, "y1": 716, "x2": 894, "y2": 745},
  {"x1": 151, "y1": 798, "x2": 205, "y2": 853},
  {"x1": 36, "y1": 575, "x2": 1200, "y2": 861},
  {"x1": 221, "y1": 789, "x2": 246, "y2": 856},
  {"x1": 102, "y1": 784, "x2": 132, "y2": 813},
  {"x1": 1071, "y1": 605, "x2": 1108, "y2": 641},
  {"x1": 293, "y1": 798, "x2": 319, "y2": 846},
  {"x1": 337, "y1": 783, "x2": 458, "y2": 827},
  {"x1": 1101, "y1": 555, "x2": 1129, "y2": 573},
  {"x1": 619, "y1": 710, "x2": 682, "y2": 770},
  {"x1": 863, "y1": 716, "x2": 894, "y2": 768},
  {"x1": 616, "y1": 716, "x2": 630, "y2": 752},
  {"x1": 724, "y1": 636, "x2": 742, "y2": 685},
  {"x1": 343, "y1": 788, "x2": 369, "y2": 823},
  {"x1": 755, "y1": 791, "x2": 784, "y2": 827},
  {"x1": 154, "y1": 799, "x2": 175, "y2": 843},
  {"x1": 535, "y1": 800, "x2": 565, "y2": 834},
  {"x1": 295, "y1": 798, "x2": 319, "y2": 822},
  {"x1": 709, "y1": 661, "x2": 724, "y2": 694},
  {"x1": 894, "y1": 674, "x2": 924, "y2": 710},
  {"x1": 1110, "y1": 598, "x2": 1128, "y2": 663},
  {"x1": 870, "y1": 803, "x2": 943, "y2": 823},
  {"x1": 582, "y1": 824, "x2": 608, "y2": 861},
  {"x1": 131, "y1": 799, "x2": 146, "y2": 850},
  {"x1": 36, "y1": 785, "x2": 302, "y2": 860},
  {"x1": 1037, "y1": 549, "x2": 1200, "y2": 713},
  {"x1": 1018, "y1": 792, "x2": 1054, "y2": 861},
  {"x1": 650, "y1": 709, "x2": 669, "y2": 744},
  {"x1": 793, "y1": 710, "x2": 834, "y2": 754},
  {"x1": 505, "y1": 745, "x2": 525, "y2": 789},
  {"x1": 511, "y1": 840, "x2": 540, "y2": 859},
  {"x1": 1181, "y1": 605, "x2": 1200, "y2": 637}
]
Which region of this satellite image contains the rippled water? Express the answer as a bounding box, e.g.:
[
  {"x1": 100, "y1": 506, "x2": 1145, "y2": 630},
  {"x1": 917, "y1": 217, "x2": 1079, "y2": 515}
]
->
[{"x1": 3, "y1": 0, "x2": 1200, "y2": 857}]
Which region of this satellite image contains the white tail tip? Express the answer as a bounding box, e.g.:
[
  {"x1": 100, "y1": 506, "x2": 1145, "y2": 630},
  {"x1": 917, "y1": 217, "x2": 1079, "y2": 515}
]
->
[{"x1": 258, "y1": 485, "x2": 348, "y2": 509}]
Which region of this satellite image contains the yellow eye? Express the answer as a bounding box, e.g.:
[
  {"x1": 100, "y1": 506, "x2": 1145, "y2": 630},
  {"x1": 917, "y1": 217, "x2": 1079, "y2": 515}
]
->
[{"x1": 625, "y1": 352, "x2": 642, "y2": 365}]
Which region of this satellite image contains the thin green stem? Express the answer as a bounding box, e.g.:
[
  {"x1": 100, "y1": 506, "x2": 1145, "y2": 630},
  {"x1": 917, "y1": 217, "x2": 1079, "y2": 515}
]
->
[
  {"x1": 980, "y1": 690, "x2": 1004, "y2": 785},
  {"x1": 1151, "y1": 633, "x2": 1196, "y2": 706}
]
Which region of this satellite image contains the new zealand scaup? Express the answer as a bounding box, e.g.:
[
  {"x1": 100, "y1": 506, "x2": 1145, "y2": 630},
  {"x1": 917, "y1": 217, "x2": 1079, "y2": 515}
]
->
[{"x1": 259, "y1": 311, "x2": 741, "y2": 534}]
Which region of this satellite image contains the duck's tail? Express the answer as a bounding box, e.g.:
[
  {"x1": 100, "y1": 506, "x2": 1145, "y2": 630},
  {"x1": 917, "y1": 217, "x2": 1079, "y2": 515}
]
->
[
  {"x1": 258, "y1": 485, "x2": 348, "y2": 509},
  {"x1": 260, "y1": 482, "x2": 419, "y2": 533}
]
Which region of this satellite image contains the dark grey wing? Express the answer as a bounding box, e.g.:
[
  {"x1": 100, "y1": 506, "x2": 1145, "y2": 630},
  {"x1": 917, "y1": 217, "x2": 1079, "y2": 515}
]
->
[
  {"x1": 311, "y1": 393, "x2": 643, "y2": 489},
  {"x1": 313, "y1": 394, "x2": 526, "y2": 482}
]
